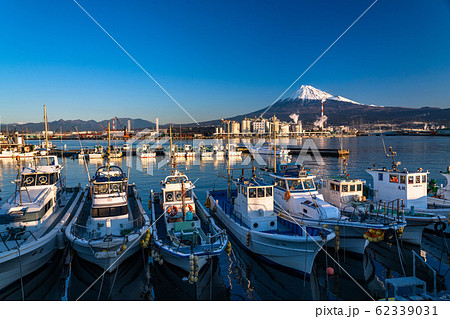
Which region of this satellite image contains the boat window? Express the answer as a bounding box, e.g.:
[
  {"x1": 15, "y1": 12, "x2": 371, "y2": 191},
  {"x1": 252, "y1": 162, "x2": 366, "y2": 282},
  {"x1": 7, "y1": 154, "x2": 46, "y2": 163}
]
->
[
  {"x1": 288, "y1": 180, "x2": 304, "y2": 191},
  {"x1": 304, "y1": 179, "x2": 315, "y2": 190},
  {"x1": 415, "y1": 176, "x2": 421, "y2": 184},
  {"x1": 274, "y1": 178, "x2": 284, "y2": 189},
  {"x1": 331, "y1": 183, "x2": 340, "y2": 191},
  {"x1": 422, "y1": 175, "x2": 427, "y2": 183},
  {"x1": 184, "y1": 190, "x2": 192, "y2": 199},
  {"x1": 175, "y1": 191, "x2": 182, "y2": 201},
  {"x1": 93, "y1": 184, "x2": 109, "y2": 194},
  {"x1": 165, "y1": 191, "x2": 174, "y2": 202},
  {"x1": 266, "y1": 187, "x2": 272, "y2": 197},
  {"x1": 389, "y1": 175, "x2": 398, "y2": 183},
  {"x1": 249, "y1": 188, "x2": 256, "y2": 198},
  {"x1": 400, "y1": 175, "x2": 406, "y2": 184},
  {"x1": 378, "y1": 173, "x2": 383, "y2": 181},
  {"x1": 91, "y1": 206, "x2": 127, "y2": 218},
  {"x1": 342, "y1": 185, "x2": 348, "y2": 192},
  {"x1": 110, "y1": 183, "x2": 122, "y2": 193},
  {"x1": 37, "y1": 174, "x2": 49, "y2": 185},
  {"x1": 357, "y1": 184, "x2": 362, "y2": 192},
  {"x1": 22, "y1": 175, "x2": 36, "y2": 187},
  {"x1": 408, "y1": 176, "x2": 414, "y2": 184},
  {"x1": 257, "y1": 188, "x2": 265, "y2": 198},
  {"x1": 350, "y1": 184, "x2": 355, "y2": 192}
]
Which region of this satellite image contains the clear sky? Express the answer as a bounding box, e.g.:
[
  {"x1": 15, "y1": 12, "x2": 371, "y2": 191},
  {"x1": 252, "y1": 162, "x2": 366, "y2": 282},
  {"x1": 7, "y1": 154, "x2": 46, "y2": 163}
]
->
[{"x1": 0, "y1": 0, "x2": 449, "y2": 124}]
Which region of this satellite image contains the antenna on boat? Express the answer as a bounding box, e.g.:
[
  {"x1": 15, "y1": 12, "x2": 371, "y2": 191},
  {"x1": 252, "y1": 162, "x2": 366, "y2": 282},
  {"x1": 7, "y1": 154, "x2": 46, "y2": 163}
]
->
[
  {"x1": 43, "y1": 105, "x2": 50, "y2": 165},
  {"x1": 74, "y1": 126, "x2": 93, "y2": 198}
]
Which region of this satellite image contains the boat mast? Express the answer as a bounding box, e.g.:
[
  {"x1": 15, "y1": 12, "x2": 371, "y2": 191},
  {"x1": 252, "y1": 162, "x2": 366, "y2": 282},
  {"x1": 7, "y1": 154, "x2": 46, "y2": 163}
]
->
[
  {"x1": 43, "y1": 105, "x2": 49, "y2": 152},
  {"x1": 273, "y1": 115, "x2": 276, "y2": 173},
  {"x1": 226, "y1": 120, "x2": 231, "y2": 198}
]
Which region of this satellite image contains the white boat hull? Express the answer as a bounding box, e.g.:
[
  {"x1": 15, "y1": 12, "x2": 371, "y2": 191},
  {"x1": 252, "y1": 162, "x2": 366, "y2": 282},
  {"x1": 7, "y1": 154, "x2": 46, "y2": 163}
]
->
[
  {"x1": 0, "y1": 234, "x2": 57, "y2": 291},
  {"x1": 157, "y1": 248, "x2": 208, "y2": 273}
]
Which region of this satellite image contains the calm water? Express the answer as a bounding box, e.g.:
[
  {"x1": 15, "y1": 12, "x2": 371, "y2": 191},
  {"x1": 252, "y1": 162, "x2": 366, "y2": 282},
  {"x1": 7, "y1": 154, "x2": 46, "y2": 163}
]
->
[{"x1": 1, "y1": 136, "x2": 449, "y2": 300}]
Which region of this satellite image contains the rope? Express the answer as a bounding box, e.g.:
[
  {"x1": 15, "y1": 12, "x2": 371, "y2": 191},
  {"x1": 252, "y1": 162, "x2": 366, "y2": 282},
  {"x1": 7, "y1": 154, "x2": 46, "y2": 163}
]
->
[{"x1": 17, "y1": 247, "x2": 25, "y2": 301}]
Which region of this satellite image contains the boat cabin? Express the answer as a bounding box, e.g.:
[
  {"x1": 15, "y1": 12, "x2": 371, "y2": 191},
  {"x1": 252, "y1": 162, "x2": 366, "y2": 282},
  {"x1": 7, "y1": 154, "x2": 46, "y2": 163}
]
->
[
  {"x1": 366, "y1": 168, "x2": 429, "y2": 209},
  {"x1": 318, "y1": 177, "x2": 364, "y2": 209},
  {"x1": 271, "y1": 164, "x2": 317, "y2": 193},
  {"x1": 20, "y1": 156, "x2": 61, "y2": 187},
  {"x1": 161, "y1": 171, "x2": 199, "y2": 230},
  {"x1": 233, "y1": 179, "x2": 277, "y2": 231},
  {"x1": 90, "y1": 165, "x2": 128, "y2": 218}
]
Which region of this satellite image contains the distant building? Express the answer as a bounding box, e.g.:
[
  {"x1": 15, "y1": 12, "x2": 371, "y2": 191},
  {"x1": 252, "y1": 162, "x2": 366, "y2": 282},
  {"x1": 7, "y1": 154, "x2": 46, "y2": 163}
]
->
[
  {"x1": 231, "y1": 121, "x2": 240, "y2": 134},
  {"x1": 253, "y1": 120, "x2": 266, "y2": 134}
]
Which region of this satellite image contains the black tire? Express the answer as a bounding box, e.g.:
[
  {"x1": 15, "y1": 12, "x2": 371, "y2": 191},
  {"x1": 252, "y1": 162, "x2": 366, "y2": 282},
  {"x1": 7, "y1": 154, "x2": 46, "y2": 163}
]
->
[{"x1": 434, "y1": 221, "x2": 447, "y2": 233}]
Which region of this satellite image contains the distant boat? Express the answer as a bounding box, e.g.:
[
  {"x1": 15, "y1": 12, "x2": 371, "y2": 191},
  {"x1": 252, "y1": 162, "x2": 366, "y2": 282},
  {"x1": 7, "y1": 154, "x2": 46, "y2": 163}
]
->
[
  {"x1": 248, "y1": 142, "x2": 290, "y2": 158},
  {"x1": 138, "y1": 144, "x2": 156, "y2": 159},
  {"x1": 88, "y1": 145, "x2": 103, "y2": 160}
]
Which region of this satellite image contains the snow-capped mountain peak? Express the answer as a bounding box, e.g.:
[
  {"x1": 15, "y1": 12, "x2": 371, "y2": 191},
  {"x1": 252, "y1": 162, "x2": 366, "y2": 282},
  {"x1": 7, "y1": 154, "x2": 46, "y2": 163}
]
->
[{"x1": 287, "y1": 85, "x2": 361, "y2": 105}]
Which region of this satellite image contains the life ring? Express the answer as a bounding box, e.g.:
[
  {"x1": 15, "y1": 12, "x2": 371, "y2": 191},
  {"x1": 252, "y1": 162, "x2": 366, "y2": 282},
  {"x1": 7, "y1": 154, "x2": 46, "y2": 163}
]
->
[
  {"x1": 434, "y1": 221, "x2": 447, "y2": 233},
  {"x1": 284, "y1": 191, "x2": 291, "y2": 201},
  {"x1": 184, "y1": 204, "x2": 193, "y2": 212},
  {"x1": 167, "y1": 205, "x2": 178, "y2": 217},
  {"x1": 384, "y1": 228, "x2": 396, "y2": 244}
]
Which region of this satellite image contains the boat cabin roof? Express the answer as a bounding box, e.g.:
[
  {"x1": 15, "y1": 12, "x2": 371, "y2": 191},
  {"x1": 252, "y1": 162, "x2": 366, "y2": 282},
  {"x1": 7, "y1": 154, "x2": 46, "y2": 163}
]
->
[
  {"x1": 21, "y1": 156, "x2": 61, "y2": 175},
  {"x1": 92, "y1": 165, "x2": 126, "y2": 183},
  {"x1": 235, "y1": 178, "x2": 273, "y2": 188},
  {"x1": 272, "y1": 163, "x2": 315, "y2": 179}
]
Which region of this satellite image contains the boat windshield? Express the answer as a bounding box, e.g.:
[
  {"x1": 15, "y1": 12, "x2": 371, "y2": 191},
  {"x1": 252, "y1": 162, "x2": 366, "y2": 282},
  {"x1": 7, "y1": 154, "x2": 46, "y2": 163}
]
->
[{"x1": 288, "y1": 178, "x2": 315, "y2": 191}]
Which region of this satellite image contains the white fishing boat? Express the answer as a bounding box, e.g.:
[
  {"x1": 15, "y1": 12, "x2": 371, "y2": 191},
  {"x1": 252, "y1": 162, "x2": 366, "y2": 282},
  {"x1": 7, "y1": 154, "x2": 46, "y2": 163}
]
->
[
  {"x1": 150, "y1": 170, "x2": 227, "y2": 275},
  {"x1": 65, "y1": 164, "x2": 150, "y2": 272},
  {"x1": 213, "y1": 144, "x2": 225, "y2": 157},
  {"x1": 122, "y1": 143, "x2": 131, "y2": 153},
  {"x1": 184, "y1": 144, "x2": 195, "y2": 157},
  {"x1": 207, "y1": 172, "x2": 335, "y2": 276},
  {"x1": 271, "y1": 164, "x2": 405, "y2": 254},
  {"x1": 248, "y1": 142, "x2": 290, "y2": 158},
  {"x1": 88, "y1": 145, "x2": 104, "y2": 160},
  {"x1": 0, "y1": 155, "x2": 81, "y2": 290},
  {"x1": 365, "y1": 147, "x2": 445, "y2": 246},
  {"x1": 428, "y1": 166, "x2": 450, "y2": 208},
  {"x1": 226, "y1": 144, "x2": 242, "y2": 156},
  {"x1": 199, "y1": 144, "x2": 213, "y2": 158},
  {"x1": 108, "y1": 146, "x2": 123, "y2": 159},
  {"x1": 138, "y1": 144, "x2": 156, "y2": 159}
]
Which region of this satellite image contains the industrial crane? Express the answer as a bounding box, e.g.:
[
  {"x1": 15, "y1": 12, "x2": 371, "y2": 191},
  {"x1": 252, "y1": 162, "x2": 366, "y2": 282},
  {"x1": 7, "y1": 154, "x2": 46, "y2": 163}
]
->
[{"x1": 114, "y1": 116, "x2": 130, "y2": 140}]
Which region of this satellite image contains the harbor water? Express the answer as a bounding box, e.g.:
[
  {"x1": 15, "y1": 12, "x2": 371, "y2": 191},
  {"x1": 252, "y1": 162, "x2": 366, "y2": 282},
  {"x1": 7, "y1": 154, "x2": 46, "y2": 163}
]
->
[{"x1": 0, "y1": 136, "x2": 449, "y2": 300}]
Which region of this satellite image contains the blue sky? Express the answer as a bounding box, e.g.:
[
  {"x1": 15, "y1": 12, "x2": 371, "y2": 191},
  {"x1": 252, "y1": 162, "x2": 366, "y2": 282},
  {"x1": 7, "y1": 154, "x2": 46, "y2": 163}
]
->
[{"x1": 0, "y1": 0, "x2": 449, "y2": 124}]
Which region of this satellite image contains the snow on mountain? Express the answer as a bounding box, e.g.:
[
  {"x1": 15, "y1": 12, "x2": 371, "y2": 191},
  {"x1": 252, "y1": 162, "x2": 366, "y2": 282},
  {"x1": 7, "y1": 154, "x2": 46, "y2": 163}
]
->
[{"x1": 286, "y1": 85, "x2": 362, "y2": 105}]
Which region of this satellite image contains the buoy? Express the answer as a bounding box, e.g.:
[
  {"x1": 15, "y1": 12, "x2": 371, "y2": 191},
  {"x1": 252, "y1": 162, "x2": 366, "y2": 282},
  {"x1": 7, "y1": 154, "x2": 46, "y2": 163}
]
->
[
  {"x1": 326, "y1": 267, "x2": 334, "y2": 276},
  {"x1": 189, "y1": 253, "x2": 194, "y2": 260},
  {"x1": 246, "y1": 232, "x2": 251, "y2": 246},
  {"x1": 121, "y1": 244, "x2": 127, "y2": 251},
  {"x1": 205, "y1": 197, "x2": 211, "y2": 208}
]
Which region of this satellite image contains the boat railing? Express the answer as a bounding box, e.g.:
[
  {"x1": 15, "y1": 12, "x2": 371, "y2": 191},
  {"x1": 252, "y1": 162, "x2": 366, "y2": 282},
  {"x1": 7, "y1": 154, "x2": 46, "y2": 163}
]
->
[
  {"x1": 222, "y1": 200, "x2": 244, "y2": 226},
  {"x1": 412, "y1": 250, "x2": 437, "y2": 297}
]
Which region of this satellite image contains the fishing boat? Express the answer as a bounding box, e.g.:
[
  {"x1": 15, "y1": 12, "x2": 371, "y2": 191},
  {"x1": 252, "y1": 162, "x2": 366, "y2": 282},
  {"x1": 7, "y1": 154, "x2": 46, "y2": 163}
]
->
[
  {"x1": 0, "y1": 155, "x2": 82, "y2": 291},
  {"x1": 149, "y1": 168, "x2": 227, "y2": 276},
  {"x1": 199, "y1": 143, "x2": 213, "y2": 158},
  {"x1": 108, "y1": 145, "x2": 123, "y2": 159},
  {"x1": 213, "y1": 144, "x2": 225, "y2": 157},
  {"x1": 270, "y1": 163, "x2": 405, "y2": 254},
  {"x1": 184, "y1": 144, "x2": 195, "y2": 157},
  {"x1": 65, "y1": 164, "x2": 150, "y2": 271},
  {"x1": 428, "y1": 166, "x2": 450, "y2": 208},
  {"x1": 88, "y1": 145, "x2": 104, "y2": 160},
  {"x1": 138, "y1": 144, "x2": 156, "y2": 159},
  {"x1": 365, "y1": 147, "x2": 445, "y2": 246},
  {"x1": 207, "y1": 170, "x2": 335, "y2": 276},
  {"x1": 225, "y1": 143, "x2": 242, "y2": 156},
  {"x1": 248, "y1": 142, "x2": 290, "y2": 158}
]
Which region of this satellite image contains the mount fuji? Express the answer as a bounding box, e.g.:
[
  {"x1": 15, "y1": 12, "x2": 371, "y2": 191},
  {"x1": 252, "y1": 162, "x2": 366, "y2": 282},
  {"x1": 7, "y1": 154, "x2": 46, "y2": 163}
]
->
[{"x1": 197, "y1": 84, "x2": 449, "y2": 126}]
